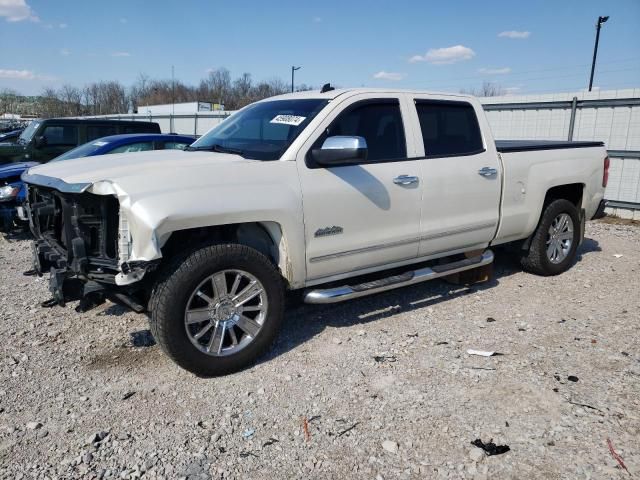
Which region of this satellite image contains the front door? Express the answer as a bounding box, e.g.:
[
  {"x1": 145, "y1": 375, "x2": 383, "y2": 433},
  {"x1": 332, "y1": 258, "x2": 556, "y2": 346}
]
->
[
  {"x1": 31, "y1": 124, "x2": 79, "y2": 162},
  {"x1": 408, "y1": 97, "x2": 502, "y2": 256},
  {"x1": 296, "y1": 95, "x2": 423, "y2": 282}
]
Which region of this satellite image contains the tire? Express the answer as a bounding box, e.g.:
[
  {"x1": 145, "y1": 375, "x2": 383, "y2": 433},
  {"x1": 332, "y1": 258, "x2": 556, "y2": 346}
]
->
[
  {"x1": 149, "y1": 243, "x2": 285, "y2": 376},
  {"x1": 521, "y1": 199, "x2": 580, "y2": 276}
]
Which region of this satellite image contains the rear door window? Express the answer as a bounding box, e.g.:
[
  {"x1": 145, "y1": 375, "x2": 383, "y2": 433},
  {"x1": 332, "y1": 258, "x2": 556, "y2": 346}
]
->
[
  {"x1": 87, "y1": 125, "x2": 117, "y2": 141},
  {"x1": 415, "y1": 101, "x2": 484, "y2": 157},
  {"x1": 41, "y1": 125, "x2": 78, "y2": 146}
]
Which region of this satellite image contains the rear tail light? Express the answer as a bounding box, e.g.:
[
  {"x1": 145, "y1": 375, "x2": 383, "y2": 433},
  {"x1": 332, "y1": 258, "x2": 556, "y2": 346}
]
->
[{"x1": 603, "y1": 156, "x2": 610, "y2": 188}]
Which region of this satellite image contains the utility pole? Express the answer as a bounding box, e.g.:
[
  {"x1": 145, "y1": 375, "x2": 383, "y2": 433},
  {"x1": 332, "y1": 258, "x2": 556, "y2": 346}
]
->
[
  {"x1": 588, "y1": 16, "x2": 609, "y2": 92},
  {"x1": 291, "y1": 66, "x2": 301, "y2": 93},
  {"x1": 171, "y1": 65, "x2": 175, "y2": 133},
  {"x1": 171, "y1": 65, "x2": 175, "y2": 113}
]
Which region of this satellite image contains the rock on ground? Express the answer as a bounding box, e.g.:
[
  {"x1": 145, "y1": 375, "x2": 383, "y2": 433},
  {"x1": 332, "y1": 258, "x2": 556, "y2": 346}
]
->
[{"x1": 0, "y1": 221, "x2": 639, "y2": 479}]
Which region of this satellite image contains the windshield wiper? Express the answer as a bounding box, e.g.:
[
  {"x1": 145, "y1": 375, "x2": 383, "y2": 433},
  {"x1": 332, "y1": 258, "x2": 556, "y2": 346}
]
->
[{"x1": 186, "y1": 144, "x2": 245, "y2": 157}]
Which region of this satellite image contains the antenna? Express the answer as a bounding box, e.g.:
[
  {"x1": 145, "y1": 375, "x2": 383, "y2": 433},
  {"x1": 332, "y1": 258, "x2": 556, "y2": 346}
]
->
[{"x1": 320, "y1": 83, "x2": 335, "y2": 93}]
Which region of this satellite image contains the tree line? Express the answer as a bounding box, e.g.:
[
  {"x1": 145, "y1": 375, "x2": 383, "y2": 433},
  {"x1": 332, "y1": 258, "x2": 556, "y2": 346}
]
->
[
  {"x1": 1, "y1": 73, "x2": 506, "y2": 119},
  {"x1": 1, "y1": 68, "x2": 314, "y2": 118}
]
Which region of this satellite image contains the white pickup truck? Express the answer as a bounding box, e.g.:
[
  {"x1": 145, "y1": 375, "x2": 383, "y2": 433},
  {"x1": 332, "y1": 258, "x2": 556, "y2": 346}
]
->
[{"x1": 23, "y1": 87, "x2": 608, "y2": 376}]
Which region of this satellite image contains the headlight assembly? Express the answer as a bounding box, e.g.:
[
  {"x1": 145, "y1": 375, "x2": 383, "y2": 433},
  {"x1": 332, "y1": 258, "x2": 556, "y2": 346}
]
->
[{"x1": 0, "y1": 185, "x2": 19, "y2": 202}]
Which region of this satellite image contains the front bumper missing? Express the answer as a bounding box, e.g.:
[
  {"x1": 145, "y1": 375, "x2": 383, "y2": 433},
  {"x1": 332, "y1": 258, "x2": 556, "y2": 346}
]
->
[{"x1": 31, "y1": 239, "x2": 154, "y2": 312}]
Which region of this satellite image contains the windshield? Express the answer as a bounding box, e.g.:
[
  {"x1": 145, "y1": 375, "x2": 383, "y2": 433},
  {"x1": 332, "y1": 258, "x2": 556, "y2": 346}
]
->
[
  {"x1": 17, "y1": 121, "x2": 39, "y2": 145},
  {"x1": 189, "y1": 99, "x2": 328, "y2": 160},
  {"x1": 51, "y1": 140, "x2": 110, "y2": 162}
]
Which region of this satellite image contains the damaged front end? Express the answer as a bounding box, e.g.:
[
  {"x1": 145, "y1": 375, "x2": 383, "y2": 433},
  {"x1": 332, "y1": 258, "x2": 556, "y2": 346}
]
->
[{"x1": 23, "y1": 174, "x2": 157, "y2": 312}]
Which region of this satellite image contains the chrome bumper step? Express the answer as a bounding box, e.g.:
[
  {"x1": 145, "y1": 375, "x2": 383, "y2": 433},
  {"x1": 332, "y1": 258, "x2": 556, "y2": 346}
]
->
[{"x1": 304, "y1": 250, "x2": 494, "y2": 304}]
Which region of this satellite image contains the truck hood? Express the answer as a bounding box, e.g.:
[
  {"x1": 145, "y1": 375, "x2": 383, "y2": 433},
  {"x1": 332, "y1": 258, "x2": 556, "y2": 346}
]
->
[
  {"x1": 23, "y1": 149, "x2": 301, "y2": 272},
  {"x1": 26, "y1": 149, "x2": 270, "y2": 194}
]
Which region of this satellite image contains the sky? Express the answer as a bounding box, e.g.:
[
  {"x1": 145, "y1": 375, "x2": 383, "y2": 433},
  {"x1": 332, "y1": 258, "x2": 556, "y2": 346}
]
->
[{"x1": 1, "y1": 0, "x2": 639, "y2": 97}]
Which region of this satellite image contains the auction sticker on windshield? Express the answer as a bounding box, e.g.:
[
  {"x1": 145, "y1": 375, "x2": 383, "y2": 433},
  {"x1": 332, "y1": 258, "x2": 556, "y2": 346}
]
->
[{"x1": 270, "y1": 115, "x2": 306, "y2": 126}]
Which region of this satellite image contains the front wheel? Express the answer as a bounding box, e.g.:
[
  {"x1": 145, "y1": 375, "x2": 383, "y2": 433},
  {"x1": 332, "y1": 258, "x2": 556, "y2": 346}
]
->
[
  {"x1": 149, "y1": 243, "x2": 285, "y2": 376},
  {"x1": 521, "y1": 199, "x2": 580, "y2": 276}
]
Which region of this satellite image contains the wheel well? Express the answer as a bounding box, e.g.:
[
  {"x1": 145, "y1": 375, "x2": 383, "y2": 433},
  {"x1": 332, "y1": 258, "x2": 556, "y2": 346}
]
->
[
  {"x1": 543, "y1": 183, "x2": 584, "y2": 209},
  {"x1": 160, "y1": 222, "x2": 291, "y2": 283},
  {"x1": 520, "y1": 183, "x2": 584, "y2": 251}
]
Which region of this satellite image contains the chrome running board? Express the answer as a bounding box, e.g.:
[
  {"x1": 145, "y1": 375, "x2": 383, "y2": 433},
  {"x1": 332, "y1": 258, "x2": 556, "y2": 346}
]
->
[{"x1": 304, "y1": 250, "x2": 494, "y2": 304}]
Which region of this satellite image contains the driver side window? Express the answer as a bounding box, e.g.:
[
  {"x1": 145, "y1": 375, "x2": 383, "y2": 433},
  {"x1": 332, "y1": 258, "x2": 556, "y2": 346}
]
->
[
  {"x1": 318, "y1": 100, "x2": 407, "y2": 162},
  {"x1": 42, "y1": 125, "x2": 78, "y2": 146}
]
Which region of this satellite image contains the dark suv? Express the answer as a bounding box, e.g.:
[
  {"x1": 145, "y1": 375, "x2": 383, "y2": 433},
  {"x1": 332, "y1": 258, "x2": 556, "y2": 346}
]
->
[{"x1": 0, "y1": 119, "x2": 161, "y2": 165}]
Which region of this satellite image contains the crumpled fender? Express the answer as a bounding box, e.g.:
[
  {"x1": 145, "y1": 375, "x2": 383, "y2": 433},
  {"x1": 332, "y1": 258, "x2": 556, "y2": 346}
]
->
[
  {"x1": 87, "y1": 180, "x2": 164, "y2": 286},
  {"x1": 88, "y1": 180, "x2": 163, "y2": 262},
  {"x1": 85, "y1": 176, "x2": 306, "y2": 289}
]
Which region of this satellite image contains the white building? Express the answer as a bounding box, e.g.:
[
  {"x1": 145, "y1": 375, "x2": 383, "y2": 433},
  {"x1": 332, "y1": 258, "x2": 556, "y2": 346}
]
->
[{"x1": 135, "y1": 101, "x2": 223, "y2": 116}]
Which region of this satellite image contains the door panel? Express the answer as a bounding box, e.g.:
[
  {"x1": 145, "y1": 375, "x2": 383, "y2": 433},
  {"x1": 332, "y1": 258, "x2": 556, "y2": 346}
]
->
[
  {"x1": 33, "y1": 124, "x2": 79, "y2": 161},
  {"x1": 296, "y1": 95, "x2": 423, "y2": 281},
  {"x1": 409, "y1": 98, "x2": 501, "y2": 256}
]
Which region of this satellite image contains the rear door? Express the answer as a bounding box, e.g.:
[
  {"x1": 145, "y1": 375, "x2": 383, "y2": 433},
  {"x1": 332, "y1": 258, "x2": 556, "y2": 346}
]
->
[
  {"x1": 86, "y1": 125, "x2": 118, "y2": 142},
  {"x1": 408, "y1": 97, "x2": 501, "y2": 256},
  {"x1": 296, "y1": 94, "x2": 423, "y2": 282}
]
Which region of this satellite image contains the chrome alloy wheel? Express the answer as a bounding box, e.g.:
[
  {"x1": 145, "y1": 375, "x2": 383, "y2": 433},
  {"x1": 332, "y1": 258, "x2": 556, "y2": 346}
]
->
[
  {"x1": 546, "y1": 213, "x2": 574, "y2": 264},
  {"x1": 184, "y1": 270, "x2": 268, "y2": 357}
]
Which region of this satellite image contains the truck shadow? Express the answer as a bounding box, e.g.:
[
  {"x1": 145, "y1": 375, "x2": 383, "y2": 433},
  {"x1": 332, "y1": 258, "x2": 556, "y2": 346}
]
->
[
  {"x1": 575, "y1": 237, "x2": 601, "y2": 261},
  {"x1": 264, "y1": 238, "x2": 601, "y2": 363}
]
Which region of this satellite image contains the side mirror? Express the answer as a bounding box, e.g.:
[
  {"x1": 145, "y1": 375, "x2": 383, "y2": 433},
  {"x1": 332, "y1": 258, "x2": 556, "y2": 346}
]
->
[
  {"x1": 34, "y1": 136, "x2": 47, "y2": 148},
  {"x1": 311, "y1": 136, "x2": 368, "y2": 167}
]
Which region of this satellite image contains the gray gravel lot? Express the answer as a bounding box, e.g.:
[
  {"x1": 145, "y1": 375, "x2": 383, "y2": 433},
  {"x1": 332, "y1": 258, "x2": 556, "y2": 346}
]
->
[{"x1": 1, "y1": 221, "x2": 639, "y2": 479}]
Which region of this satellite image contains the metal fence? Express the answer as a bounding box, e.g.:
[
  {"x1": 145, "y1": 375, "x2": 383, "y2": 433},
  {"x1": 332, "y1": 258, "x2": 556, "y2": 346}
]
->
[{"x1": 481, "y1": 90, "x2": 640, "y2": 214}]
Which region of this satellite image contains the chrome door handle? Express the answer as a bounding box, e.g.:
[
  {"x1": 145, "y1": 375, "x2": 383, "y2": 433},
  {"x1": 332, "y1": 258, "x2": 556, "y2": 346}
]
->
[
  {"x1": 393, "y1": 175, "x2": 419, "y2": 185},
  {"x1": 478, "y1": 167, "x2": 498, "y2": 177}
]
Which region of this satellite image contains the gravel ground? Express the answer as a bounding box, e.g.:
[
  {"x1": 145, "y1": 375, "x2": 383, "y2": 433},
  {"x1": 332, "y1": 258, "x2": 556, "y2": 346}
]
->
[{"x1": 1, "y1": 221, "x2": 639, "y2": 480}]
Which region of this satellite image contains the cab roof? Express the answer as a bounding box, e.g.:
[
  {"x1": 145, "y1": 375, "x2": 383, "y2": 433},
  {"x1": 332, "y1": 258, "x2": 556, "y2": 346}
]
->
[
  {"x1": 268, "y1": 87, "x2": 475, "y2": 102},
  {"x1": 31, "y1": 118, "x2": 159, "y2": 126}
]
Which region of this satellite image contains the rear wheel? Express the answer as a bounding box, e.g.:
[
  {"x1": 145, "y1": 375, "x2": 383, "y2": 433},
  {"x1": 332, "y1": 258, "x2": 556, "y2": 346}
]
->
[
  {"x1": 521, "y1": 199, "x2": 580, "y2": 276},
  {"x1": 150, "y1": 243, "x2": 285, "y2": 376}
]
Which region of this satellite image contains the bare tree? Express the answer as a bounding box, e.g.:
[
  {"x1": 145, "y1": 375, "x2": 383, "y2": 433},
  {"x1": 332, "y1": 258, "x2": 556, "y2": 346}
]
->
[
  {"x1": 59, "y1": 85, "x2": 83, "y2": 116},
  {"x1": 461, "y1": 81, "x2": 505, "y2": 97},
  {"x1": 6, "y1": 68, "x2": 311, "y2": 117},
  {"x1": 129, "y1": 73, "x2": 151, "y2": 110},
  {"x1": 198, "y1": 68, "x2": 232, "y2": 106},
  {"x1": 39, "y1": 88, "x2": 64, "y2": 117},
  {"x1": 295, "y1": 83, "x2": 315, "y2": 92},
  {"x1": 0, "y1": 89, "x2": 20, "y2": 114}
]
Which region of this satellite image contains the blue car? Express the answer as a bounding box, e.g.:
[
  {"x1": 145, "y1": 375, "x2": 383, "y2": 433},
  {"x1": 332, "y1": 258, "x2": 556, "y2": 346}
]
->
[{"x1": 0, "y1": 133, "x2": 195, "y2": 230}]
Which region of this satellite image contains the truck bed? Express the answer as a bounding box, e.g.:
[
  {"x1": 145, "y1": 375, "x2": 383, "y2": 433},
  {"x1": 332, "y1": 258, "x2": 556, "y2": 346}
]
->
[{"x1": 496, "y1": 140, "x2": 604, "y2": 153}]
